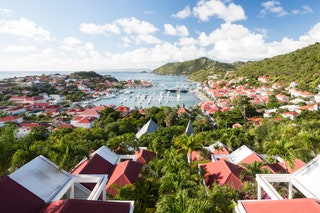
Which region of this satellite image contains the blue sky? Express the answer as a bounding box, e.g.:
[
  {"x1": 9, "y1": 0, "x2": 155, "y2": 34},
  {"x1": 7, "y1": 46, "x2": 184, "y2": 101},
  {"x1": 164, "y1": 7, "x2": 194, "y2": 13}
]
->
[{"x1": 0, "y1": 0, "x2": 319, "y2": 71}]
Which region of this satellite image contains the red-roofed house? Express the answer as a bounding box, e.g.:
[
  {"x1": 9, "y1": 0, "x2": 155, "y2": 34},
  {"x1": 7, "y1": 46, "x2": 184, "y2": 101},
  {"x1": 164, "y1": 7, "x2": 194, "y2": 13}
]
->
[
  {"x1": 39, "y1": 199, "x2": 134, "y2": 213},
  {"x1": 0, "y1": 155, "x2": 135, "y2": 213},
  {"x1": 0, "y1": 115, "x2": 23, "y2": 124},
  {"x1": 70, "y1": 116, "x2": 96, "y2": 129},
  {"x1": 135, "y1": 149, "x2": 156, "y2": 164},
  {"x1": 116, "y1": 105, "x2": 130, "y2": 116},
  {"x1": 258, "y1": 76, "x2": 269, "y2": 83},
  {"x1": 106, "y1": 160, "x2": 143, "y2": 196},
  {"x1": 177, "y1": 106, "x2": 191, "y2": 116},
  {"x1": 79, "y1": 109, "x2": 100, "y2": 118},
  {"x1": 235, "y1": 155, "x2": 320, "y2": 212},
  {"x1": 236, "y1": 198, "x2": 320, "y2": 213},
  {"x1": 281, "y1": 111, "x2": 299, "y2": 120},
  {"x1": 275, "y1": 94, "x2": 289, "y2": 102},
  {"x1": 199, "y1": 160, "x2": 244, "y2": 189}
]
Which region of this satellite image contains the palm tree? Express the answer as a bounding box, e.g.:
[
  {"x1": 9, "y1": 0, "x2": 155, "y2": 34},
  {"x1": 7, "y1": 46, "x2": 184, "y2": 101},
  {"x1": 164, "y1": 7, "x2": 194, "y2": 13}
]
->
[
  {"x1": 239, "y1": 161, "x2": 269, "y2": 181},
  {"x1": 174, "y1": 134, "x2": 203, "y2": 174},
  {"x1": 265, "y1": 138, "x2": 300, "y2": 172}
]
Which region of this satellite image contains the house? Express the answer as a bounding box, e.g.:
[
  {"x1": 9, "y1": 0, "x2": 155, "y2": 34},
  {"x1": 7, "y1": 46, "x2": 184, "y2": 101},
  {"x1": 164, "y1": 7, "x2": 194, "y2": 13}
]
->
[
  {"x1": 178, "y1": 105, "x2": 191, "y2": 117},
  {"x1": 135, "y1": 119, "x2": 159, "y2": 139},
  {"x1": 281, "y1": 111, "x2": 299, "y2": 120},
  {"x1": 116, "y1": 105, "x2": 130, "y2": 116},
  {"x1": 199, "y1": 160, "x2": 244, "y2": 190},
  {"x1": 71, "y1": 146, "x2": 153, "y2": 196},
  {"x1": 236, "y1": 198, "x2": 320, "y2": 213},
  {"x1": 4, "y1": 106, "x2": 26, "y2": 115},
  {"x1": 275, "y1": 94, "x2": 289, "y2": 102},
  {"x1": 0, "y1": 155, "x2": 135, "y2": 213},
  {"x1": 0, "y1": 115, "x2": 23, "y2": 124},
  {"x1": 185, "y1": 119, "x2": 194, "y2": 136},
  {"x1": 70, "y1": 116, "x2": 96, "y2": 129},
  {"x1": 235, "y1": 155, "x2": 320, "y2": 213},
  {"x1": 258, "y1": 76, "x2": 269, "y2": 84},
  {"x1": 79, "y1": 109, "x2": 100, "y2": 118},
  {"x1": 135, "y1": 149, "x2": 156, "y2": 164},
  {"x1": 106, "y1": 160, "x2": 143, "y2": 196}
]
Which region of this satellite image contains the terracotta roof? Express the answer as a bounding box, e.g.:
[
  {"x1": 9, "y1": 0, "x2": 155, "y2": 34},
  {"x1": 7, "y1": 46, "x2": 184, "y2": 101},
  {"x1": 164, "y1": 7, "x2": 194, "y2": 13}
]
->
[
  {"x1": 277, "y1": 159, "x2": 305, "y2": 174},
  {"x1": 190, "y1": 150, "x2": 210, "y2": 161},
  {"x1": 238, "y1": 198, "x2": 320, "y2": 213},
  {"x1": 116, "y1": 105, "x2": 130, "y2": 113},
  {"x1": 135, "y1": 149, "x2": 156, "y2": 164},
  {"x1": 92, "y1": 105, "x2": 106, "y2": 111},
  {"x1": 39, "y1": 199, "x2": 132, "y2": 213},
  {"x1": 107, "y1": 160, "x2": 143, "y2": 196},
  {"x1": 238, "y1": 152, "x2": 264, "y2": 165},
  {"x1": 0, "y1": 115, "x2": 21, "y2": 123},
  {"x1": 199, "y1": 160, "x2": 244, "y2": 189}
]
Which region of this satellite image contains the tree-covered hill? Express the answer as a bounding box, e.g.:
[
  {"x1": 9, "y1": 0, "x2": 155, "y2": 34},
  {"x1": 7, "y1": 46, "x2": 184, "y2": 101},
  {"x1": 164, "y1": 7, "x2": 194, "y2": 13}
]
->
[
  {"x1": 152, "y1": 57, "x2": 237, "y2": 82},
  {"x1": 229, "y1": 42, "x2": 320, "y2": 91},
  {"x1": 70, "y1": 71, "x2": 118, "y2": 82},
  {"x1": 152, "y1": 42, "x2": 320, "y2": 91}
]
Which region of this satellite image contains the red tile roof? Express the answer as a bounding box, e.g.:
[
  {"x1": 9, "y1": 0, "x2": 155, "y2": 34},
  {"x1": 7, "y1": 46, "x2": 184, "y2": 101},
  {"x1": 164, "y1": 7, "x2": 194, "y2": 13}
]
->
[
  {"x1": 39, "y1": 199, "x2": 132, "y2": 213},
  {"x1": 200, "y1": 160, "x2": 244, "y2": 189},
  {"x1": 135, "y1": 149, "x2": 156, "y2": 164},
  {"x1": 238, "y1": 153, "x2": 264, "y2": 165},
  {"x1": 240, "y1": 198, "x2": 320, "y2": 213},
  {"x1": 107, "y1": 160, "x2": 143, "y2": 196},
  {"x1": 0, "y1": 115, "x2": 21, "y2": 123},
  {"x1": 277, "y1": 159, "x2": 305, "y2": 174}
]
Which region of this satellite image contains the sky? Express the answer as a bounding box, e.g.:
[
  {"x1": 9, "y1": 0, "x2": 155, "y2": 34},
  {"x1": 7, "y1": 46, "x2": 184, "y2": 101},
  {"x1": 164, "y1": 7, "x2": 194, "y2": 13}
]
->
[{"x1": 0, "y1": 0, "x2": 319, "y2": 72}]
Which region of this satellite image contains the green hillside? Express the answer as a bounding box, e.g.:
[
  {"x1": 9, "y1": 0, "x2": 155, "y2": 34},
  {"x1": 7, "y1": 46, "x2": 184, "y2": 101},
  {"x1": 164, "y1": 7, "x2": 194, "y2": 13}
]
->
[
  {"x1": 152, "y1": 57, "x2": 236, "y2": 82},
  {"x1": 152, "y1": 42, "x2": 320, "y2": 91},
  {"x1": 230, "y1": 42, "x2": 320, "y2": 91}
]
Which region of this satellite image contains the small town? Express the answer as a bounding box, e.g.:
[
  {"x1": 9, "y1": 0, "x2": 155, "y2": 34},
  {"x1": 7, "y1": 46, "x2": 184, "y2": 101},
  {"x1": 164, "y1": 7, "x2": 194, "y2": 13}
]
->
[
  {"x1": 0, "y1": 70, "x2": 319, "y2": 212},
  {"x1": 1, "y1": 0, "x2": 320, "y2": 212}
]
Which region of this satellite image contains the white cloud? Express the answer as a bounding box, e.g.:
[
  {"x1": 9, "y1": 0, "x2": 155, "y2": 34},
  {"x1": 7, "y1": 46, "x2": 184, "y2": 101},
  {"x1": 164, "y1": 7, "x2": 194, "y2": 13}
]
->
[
  {"x1": 299, "y1": 23, "x2": 320, "y2": 43},
  {"x1": 80, "y1": 18, "x2": 158, "y2": 36},
  {"x1": 80, "y1": 17, "x2": 159, "y2": 45},
  {"x1": 292, "y1": 5, "x2": 313, "y2": 15},
  {"x1": 0, "y1": 18, "x2": 50, "y2": 41},
  {"x1": 172, "y1": 5, "x2": 191, "y2": 19},
  {"x1": 260, "y1": 1, "x2": 288, "y2": 17},
  {"x1": 79, "y1": 23, "x2": 120, "y2": 35},
  {"x1": 115, "y1": 17, "x2": 158, "y2": 35},
  {"x1": 177, "y1": 37, "x2": 198, "y2": 46},
  {"x1": 61, "y1": 37, "x2": 82, "y2": 46},
  {"x1": 0, "y1": 8, "x2": 13, "y2": 16},
  {"x1": 164, "y1": 24, "x2": 189, "y2": 37},
  {"x1": 192, "y1": 0, "x2": 246, "y2": 22},
  {"x1": 134, "y1": 34, "x2": 162, "y2": 44},
  {"x1": 3, "y1": 45, "x2": 37, "y2": 52}
]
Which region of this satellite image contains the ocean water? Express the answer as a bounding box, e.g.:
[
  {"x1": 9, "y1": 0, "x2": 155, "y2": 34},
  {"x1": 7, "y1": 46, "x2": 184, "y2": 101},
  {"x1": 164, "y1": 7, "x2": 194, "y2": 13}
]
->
[{"x1": 0, "y1": 71, "x2": 201, "y2": 108}]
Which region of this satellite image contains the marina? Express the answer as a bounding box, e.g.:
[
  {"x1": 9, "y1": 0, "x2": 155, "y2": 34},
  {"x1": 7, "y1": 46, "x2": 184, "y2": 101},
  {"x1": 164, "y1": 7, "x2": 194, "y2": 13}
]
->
[{"x1": 92, "y1": 71, "x2": 201, "y2": 108}]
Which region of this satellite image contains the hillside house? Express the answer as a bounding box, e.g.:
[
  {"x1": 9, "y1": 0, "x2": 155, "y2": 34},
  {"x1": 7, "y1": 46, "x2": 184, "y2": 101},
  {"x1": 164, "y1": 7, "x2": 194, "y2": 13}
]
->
[{"x1": 0, "y1": 155, "x2": 134, "y2": 213}]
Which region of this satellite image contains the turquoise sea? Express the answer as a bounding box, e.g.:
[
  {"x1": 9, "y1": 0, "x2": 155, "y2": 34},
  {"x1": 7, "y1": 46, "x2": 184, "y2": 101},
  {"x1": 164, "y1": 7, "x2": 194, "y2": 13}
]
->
[{"x1": 0, "y1": 71, "x2": 201, "y2": 108}]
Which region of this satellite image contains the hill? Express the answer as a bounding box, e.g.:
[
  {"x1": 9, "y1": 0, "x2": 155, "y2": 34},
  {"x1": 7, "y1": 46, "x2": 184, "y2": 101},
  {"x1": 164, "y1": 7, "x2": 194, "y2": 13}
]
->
[
  {"x1": 152, "y1": 42, "x2": 320, "y2": 91},
  {"x1": 152, "y1": 57, "x2": 237, "y2": 82},
  {"x1": 229, "y1": 42, "x2": 320, "y2": 91}
]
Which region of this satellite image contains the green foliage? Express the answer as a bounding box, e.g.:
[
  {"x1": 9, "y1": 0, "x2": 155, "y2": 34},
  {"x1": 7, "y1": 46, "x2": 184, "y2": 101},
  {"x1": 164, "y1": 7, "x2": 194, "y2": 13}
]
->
[{"x1": 230, "y1": 42, "x2": 320, "y2": 91}]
